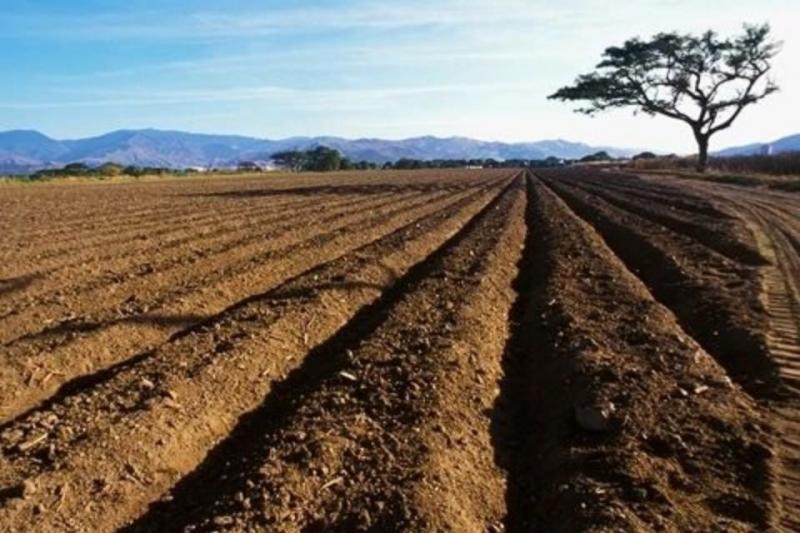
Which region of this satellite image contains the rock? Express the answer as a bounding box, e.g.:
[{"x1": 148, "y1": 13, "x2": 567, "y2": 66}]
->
[
  {"x1": 16, "y1": 479, "x2": 37, "y2": 499},
  {"x1": 18, "y1": 433, "x2": 48, "y2": 452},
  {"x1": 338, "y1": 371, "x2": 358, "y2": 382},
  {"x1": 574, "y1": 402, "x2": 615, "y2": 432},
  {"x1": 710, "y1": 376, "x2": 734, "y2": 389},
  {"x1": 212, "y1": 515, "x2": 235, "y2": 526},
  {"x1": 140, "y1": 378, "x2": 155, "y2": 390},
  {"x1": 163, "y1": 397, "x2": 182, "y2": 410}
]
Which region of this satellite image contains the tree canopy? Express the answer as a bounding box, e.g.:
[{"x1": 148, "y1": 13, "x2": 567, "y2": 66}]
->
[{"x1": 549, "y1": 24, "x2": 780, "y2": 171}]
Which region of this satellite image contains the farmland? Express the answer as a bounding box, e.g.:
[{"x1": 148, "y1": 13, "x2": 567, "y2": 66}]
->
[{"x1": 0, "y1": 168, "x2": 798, "y2": 531}]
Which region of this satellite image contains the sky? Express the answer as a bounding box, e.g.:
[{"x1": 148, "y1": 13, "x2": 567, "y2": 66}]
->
[{"x1": 0, "y1": 0, "x2": 798, "y2": 153}]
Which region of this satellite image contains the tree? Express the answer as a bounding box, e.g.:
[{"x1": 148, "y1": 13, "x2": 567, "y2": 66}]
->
[
  {"x1": 306, "y1": 146, "x2": 342, "y2": 172},
  {"x1": 271, "y1": 150, "x2": 307, "y2": 172},
  {"x1": 580, "y1": 151, "x2": 612, "y2": 163},
  {"x1": 98, "y1": 162, "x2": 124, "y2": 176},
  {"x1": 549, "y1": 24, "x2": 780, "y2": 172},
  {"x1": 64, "y1": 162, "x2": 91, "y2": 175}
]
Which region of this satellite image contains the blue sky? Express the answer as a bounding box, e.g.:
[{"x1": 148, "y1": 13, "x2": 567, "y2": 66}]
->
[{"x1": 1, "y1": 0, "x2": 798, "y2": 152}]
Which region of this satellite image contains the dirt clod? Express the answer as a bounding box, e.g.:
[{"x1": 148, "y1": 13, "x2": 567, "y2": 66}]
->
[{"x1": 574, "y1": 402, "x2": 615, "y2": 432}]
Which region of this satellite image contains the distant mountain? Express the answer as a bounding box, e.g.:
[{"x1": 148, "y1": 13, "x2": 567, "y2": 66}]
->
[
  {"x1": 0, "y1": 128, "x2": 640, "y2": 174},
  {"x1": 717, "y1": 133, "x2": 800, "y2": 157},
  {"x1": 0, "y1": 130, "x2": 69, "y2": 161}
]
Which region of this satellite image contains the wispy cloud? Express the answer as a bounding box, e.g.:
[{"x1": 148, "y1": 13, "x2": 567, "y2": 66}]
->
[
  {"x1": 0, "y1": 81, "x2": 543, "y2": 111},
  {"x1": 43, "y1": 44, "x2": 540, "y2": 84},
  {"x1": 4, "y1": 1, "x2": 567, "y2": 41}
]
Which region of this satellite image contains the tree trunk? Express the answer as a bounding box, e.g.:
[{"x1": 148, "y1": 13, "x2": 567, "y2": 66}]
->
[{"x1": 695, "y1": 134, "x2": 710, "y2": 173}]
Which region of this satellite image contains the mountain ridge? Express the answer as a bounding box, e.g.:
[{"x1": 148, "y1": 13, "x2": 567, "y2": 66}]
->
[
  {"x1": 0, "y1": 128, "x2": 641, "y2": 174},
  {"x1": 716, "y1": 133, "x2": 800, "y2": 157}
]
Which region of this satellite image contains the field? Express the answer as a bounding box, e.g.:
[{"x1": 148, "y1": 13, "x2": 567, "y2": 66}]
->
[{"x1": 0, "y1": 168, "x2": 798, "y2": 531}]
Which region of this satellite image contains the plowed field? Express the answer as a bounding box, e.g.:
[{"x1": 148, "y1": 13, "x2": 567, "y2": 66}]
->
[{"x1": 0, "y1": 168, "x2": 797, "y2": 531}]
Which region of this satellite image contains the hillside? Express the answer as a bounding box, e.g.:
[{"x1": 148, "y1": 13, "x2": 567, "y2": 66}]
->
[
  {"x1": 0, "y1": 129, "x2": 639, "y2": 173},
  {"x1": 717, "y1": 133, "x2": 800, "y2": 157}
]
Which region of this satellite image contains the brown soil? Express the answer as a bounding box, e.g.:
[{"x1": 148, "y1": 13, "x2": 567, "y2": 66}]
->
[
  {"x1": 0, "y1": 168, "x2": 796, "y2": 531},
  {"x1": 638, "y1": 173, "x2": 800, "y2": 531}
]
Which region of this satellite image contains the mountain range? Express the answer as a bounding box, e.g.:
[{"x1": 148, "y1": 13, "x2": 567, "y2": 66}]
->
[
  {"x1": 715, "y1": 133, "x2": 800, "y2": 157},
  {"x1": 3, "y1": 129, "x2": 796, "y2": 175},
  {"x1": 0, "y1": 129, "x2": 639, "y2": 174}
]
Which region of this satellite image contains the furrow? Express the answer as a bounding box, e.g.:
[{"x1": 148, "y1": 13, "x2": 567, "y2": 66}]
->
[
  {"x1": 582, "y1": 172, "x2": 733, "y2": 219},
  {"x1": 0, "y1": 171, "x2": 499, "y2": 245},
  {"x1": 0, "y1": 193, "x2": 303, "y2": 263},
  {"x1": 564, "y1": 176, "x2": 766, "y2": 266},
  {"x1": 0, "y1": 182, "x2": 502, "y2": 423},
  {"x1": 0, "y1": 174, "x2": 328, "y2": 242},
  {"x1": 539, "y1": 172, "x2": 778, "y2": 399},
  {"x1": 0, "y1": 189, "x2": 410, "y2": 330},
  {"x1": 0, "y1": 190, "x2": 378, "y2": 278},
  {"x1": 125, "y1": 175, "x2": 524, "y2": 532},
  {"x1": 0, "y1": 176, "x2": 509, "y2": 532},
  {"x1": 497, "y1": 174, "x2": 771, "y2": 531}
]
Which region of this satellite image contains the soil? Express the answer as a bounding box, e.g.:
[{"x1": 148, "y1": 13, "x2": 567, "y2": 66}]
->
[{"x1": 0, "y1": 168, "x2": 797, "y2": 531}]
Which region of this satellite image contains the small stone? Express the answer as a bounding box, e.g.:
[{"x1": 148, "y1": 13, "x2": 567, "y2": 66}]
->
[
  {"x1": 213, "y1": 515, "x2": 235, "y2": 526},
  {"x1": 711, "y1": 376, "x2": 734, "y2": 389},
  {"x1": 693, "y1": 385, "x2": 709, "y2": 395},
  {"x1": 574, "y1": 402, "x2": 615, "y2": 432},
  {"x1": 338, "y1": 371, "x2": 358, "y2": 382},
  {"x1": 140, "y1": 378, "x2": 155, "y2": 390},
  {"x1": 163, "y1": 398, "x2": 182, "y2": 410},
  {"x1": 359, "y1": 508, "x2": 372, "y2": 526},
  {"x1": 18, "y1": 433, "x2": 47, "y2": 452},
  {"x1": 21, "y1": 479, "x2": 37, "y2": 498}
]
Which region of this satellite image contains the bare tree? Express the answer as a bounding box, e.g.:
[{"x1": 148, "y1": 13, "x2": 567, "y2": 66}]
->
[{"x1": 549, "y1": 24, "x2": 781, "y2": 172}]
